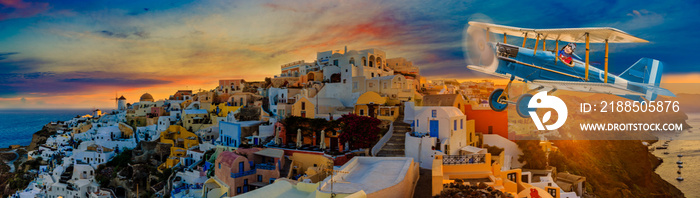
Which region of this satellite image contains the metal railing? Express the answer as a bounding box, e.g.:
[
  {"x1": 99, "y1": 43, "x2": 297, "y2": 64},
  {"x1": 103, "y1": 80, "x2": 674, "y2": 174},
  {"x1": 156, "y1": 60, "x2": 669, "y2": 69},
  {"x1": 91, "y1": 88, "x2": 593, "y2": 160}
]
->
[
  {"x1": 371, "y1": 123, "x2": 394, "y2": 156},
  {"x1": 231, "y1": 169, "x2": 256, "y2": 178},
  {"x1": 255, "y1": 163, "x2": 276, "y2": 170},
  {"x1": 442, "y1": 154, "x2": 486, "y2": 165}
]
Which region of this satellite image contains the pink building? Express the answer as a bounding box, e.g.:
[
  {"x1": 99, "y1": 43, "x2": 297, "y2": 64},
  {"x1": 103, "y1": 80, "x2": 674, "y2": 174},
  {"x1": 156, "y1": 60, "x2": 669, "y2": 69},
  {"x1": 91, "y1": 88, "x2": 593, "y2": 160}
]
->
[
  {"x1": 214, "y1": 149, "x2": 284, "y2": 196},
  {"x1": 219, "y1": 79, "x2": 246, "y2": 94}
]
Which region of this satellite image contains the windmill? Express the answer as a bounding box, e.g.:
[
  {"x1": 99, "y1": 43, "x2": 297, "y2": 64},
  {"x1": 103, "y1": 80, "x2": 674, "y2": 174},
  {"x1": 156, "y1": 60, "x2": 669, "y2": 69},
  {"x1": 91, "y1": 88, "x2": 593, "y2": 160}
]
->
[{"x1": 110, "y1": 92, "x2": 119, "y2": 110}]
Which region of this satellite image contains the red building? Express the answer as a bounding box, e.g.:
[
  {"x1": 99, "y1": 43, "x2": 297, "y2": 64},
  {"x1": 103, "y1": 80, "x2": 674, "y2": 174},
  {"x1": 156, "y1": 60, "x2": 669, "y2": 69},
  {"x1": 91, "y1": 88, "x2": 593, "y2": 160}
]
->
[
  {"x1": 170, "y1": 90, "x2": 193, "y2": 100},
  {"x1": 464, "y1": 104, "x2": 508, "y2": 139}
]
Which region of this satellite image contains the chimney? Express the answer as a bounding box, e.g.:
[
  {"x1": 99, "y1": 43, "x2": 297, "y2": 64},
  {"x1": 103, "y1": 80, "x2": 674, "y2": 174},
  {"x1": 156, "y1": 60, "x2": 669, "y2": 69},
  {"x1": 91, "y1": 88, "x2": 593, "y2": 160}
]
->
[{"x1": 344, "y1": 46, "x2": 347, "y2": 54}]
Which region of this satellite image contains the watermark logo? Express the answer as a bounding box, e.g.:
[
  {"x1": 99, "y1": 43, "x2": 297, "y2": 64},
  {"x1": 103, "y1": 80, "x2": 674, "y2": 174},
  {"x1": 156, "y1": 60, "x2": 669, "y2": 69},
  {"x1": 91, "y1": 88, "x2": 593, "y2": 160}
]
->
[{"x1": 529, "y1": 91, "x2": 568, "y2": 130}]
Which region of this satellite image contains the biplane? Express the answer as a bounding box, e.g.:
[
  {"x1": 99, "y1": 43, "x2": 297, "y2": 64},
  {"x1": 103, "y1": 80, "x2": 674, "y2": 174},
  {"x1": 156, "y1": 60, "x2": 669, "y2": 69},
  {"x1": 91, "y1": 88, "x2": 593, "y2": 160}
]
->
[{"x1": 464, "y1": 21, "x2": 675, "y2": 118}]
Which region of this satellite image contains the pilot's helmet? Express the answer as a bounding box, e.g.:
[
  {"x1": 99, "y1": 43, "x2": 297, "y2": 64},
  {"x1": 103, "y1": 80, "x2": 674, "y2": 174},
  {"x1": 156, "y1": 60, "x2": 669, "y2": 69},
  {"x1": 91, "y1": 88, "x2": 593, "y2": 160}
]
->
[{"x1": 566, "y1": 43, "x2": 577, "y2": 52}]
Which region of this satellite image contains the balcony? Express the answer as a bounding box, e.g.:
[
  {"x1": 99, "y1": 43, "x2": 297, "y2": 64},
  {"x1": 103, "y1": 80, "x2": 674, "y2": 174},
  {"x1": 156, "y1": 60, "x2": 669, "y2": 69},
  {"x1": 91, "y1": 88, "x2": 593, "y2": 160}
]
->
[
  {"x1": 255, "y1": 163, "x2": 276, "y2": 170},
  {"x1": 442, "y1": 154, "x2": 486, "y2": 165},
  {"x1": 231, "y1": 169, "x2": 256, "y2": 178}
]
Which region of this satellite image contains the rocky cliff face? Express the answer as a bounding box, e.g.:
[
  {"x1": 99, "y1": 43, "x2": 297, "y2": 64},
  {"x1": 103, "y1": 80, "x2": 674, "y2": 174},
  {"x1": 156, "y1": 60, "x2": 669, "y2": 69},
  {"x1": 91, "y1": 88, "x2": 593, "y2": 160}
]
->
[
  {"x1": 550, "y1": 140, "x2": 684, "y2": 197},
  {"x1": 27, "y1": 123, "x2": 61, "y2": 151}
]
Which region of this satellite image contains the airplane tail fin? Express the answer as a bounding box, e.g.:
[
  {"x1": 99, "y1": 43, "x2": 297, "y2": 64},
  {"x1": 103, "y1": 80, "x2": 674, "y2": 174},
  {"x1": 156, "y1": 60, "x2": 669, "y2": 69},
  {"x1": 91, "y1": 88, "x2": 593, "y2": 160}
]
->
[{"x1": 618, "y1": 58, "x2": 674, "y2": 101}]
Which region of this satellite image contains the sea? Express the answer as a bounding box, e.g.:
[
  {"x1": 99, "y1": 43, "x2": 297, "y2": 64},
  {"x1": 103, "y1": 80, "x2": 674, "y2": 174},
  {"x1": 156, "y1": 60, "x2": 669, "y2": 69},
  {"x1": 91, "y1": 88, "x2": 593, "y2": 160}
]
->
[
  {"x1": 652, "y1": 113, "x2": 700, "y2": 197},
  {"x1": 0, "y1": 109, "x2": 95, "y2": 148}
]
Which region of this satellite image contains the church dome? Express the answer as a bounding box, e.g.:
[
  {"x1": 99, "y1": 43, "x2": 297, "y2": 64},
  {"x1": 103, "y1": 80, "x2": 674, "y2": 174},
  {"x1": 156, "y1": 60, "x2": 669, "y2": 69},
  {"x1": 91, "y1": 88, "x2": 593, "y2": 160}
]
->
[{"x1": 140, "y1": 93, "x2": 154, "y2": 102}]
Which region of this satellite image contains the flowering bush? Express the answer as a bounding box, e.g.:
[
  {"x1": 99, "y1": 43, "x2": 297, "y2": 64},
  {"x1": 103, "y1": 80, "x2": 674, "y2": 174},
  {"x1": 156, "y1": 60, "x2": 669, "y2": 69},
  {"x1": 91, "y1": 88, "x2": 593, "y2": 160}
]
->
[{"x1": 337, "y1": 114, "x2": 382, "y2": 150}]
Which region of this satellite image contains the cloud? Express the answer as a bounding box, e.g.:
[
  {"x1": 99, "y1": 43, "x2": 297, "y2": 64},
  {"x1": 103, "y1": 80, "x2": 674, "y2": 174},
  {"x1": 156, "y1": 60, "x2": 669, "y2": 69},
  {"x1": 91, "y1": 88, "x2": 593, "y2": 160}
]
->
[
  {"x1": 0, "y1": 53, "x2": 45, "y2": 73},
  {"x1": 0, "y1": 0, "x2": 698, "y2": 108},
  {"x1": 60, "y1": 77, "x2": 168, "y2": 86},
  {"x1": 0, "y1": 0, "x2": 49, "y2": 20},
  {"x1": 93, "y1": 29, "x2": 150, "y2": 39},
  {"x1": 0, "y1": 52, "x2": 19, "y2": 60},
  {"x1": 0, "y1": 71, "x2": 172, "y2": 97}
]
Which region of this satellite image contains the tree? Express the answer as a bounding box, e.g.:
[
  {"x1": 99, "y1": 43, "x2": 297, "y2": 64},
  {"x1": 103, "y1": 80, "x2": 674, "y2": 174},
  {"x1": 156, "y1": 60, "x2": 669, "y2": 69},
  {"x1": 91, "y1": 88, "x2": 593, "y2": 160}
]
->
[
  {"x1": 516, "y1": 140, "x2": 547, "y2": 169},
  {"x1": 337, "y1": 114, "x2": 382, "y2": 150}
]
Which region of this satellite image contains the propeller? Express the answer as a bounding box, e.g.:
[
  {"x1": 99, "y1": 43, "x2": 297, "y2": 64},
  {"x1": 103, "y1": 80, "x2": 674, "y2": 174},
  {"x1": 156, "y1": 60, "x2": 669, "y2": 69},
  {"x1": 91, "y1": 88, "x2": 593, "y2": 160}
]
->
[{"x1": 463, "y1": 15, "x2": 498, "y2": 72}]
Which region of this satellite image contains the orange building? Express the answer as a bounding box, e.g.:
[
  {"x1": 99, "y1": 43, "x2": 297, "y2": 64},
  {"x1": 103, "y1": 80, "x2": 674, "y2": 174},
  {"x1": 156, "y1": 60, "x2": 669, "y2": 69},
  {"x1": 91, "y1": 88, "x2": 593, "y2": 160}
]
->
[{"x1": 464, "y1": 104, "x2": 508, "y2": 139}]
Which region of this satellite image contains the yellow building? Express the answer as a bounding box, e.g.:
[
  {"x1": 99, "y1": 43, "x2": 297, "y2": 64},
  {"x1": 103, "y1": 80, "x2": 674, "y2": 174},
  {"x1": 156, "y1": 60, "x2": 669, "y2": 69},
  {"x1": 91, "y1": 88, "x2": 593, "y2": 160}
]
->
[
  {"x1": 291, "y1": 97, "x2": 314, "y2": 118},
  {"x1": 202, "y1": 177, "x2": 230, "y2": 198},
  {"x1": 540, "y1": 141, "x2": 559, "y2": 153},
  {"x1": 117, "y1": 123, "x2": 134, "y2": 138},
  {"x1": 158, "y1": 125, "x2": 199, "y2": 171},
  {"x1": 432, "y1": 153, "x2": 561, "y2": 198},
  {"x1": 72, "y1": 122, "x2": 93, "y2": 134},
  {"x1": 182, "y1": 109, "x2": 212, "y2": 132},
  {"x1": 353, "y1": 91, "x2": 399, "y2": 121},
  {"x1": 210, "y1": 103, "x2": 242, "y2": 117},
  {"x1": 287, "y1": 153, "x2": 334, "y2": 183}
]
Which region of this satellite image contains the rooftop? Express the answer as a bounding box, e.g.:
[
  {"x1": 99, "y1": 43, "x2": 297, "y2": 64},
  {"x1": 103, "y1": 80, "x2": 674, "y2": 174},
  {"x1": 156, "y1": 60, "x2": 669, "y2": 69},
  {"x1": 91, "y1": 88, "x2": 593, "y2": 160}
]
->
[{"x1": 318, "y1": 157, "x2": 413, "y2": 194}]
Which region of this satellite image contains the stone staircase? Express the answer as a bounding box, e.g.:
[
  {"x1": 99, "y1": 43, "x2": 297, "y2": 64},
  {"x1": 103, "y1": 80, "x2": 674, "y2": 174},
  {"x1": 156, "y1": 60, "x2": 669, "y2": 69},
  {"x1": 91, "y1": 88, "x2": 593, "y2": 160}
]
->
[{"x1": 376, "y1": 113, "x2": 411, "y2": 157}]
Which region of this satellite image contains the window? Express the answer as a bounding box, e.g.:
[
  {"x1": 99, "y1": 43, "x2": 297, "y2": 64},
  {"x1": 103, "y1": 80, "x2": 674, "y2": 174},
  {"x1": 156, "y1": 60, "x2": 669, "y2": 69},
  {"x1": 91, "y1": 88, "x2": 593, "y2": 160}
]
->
[
  {"x1": 219, "y1": 163, "x2": 221, "y2": 169},
  {"x1": 333, "y1": 59, "x2": 338, "y2": 66},
  {"x1": 244, "y1": 179, "x2": 249, "y2": 185},
  {"x1": 371, "y1": 73, "x2": 374, "y2": 77},
  {"x1": 353, "y1": 82, "x2": 358, "y2": 89},
  {"x1": 258, "y1": 175, "x2": 263, "y2": 182},
  {"x1": 432, "y1": 110, "x2": 437, "y2": 118},
  {"x1": 416, "y1": 119, "x2": 419, "y2": 127},
  {"x1": 359, "y1": 109, "x2": 364, "y2": 116},
  {"x1": 301, "y1": 102, "x2": 306, "y2": 110},
  {"x1": 454, "y1": 120, "x2": 457, "y2": 131},
  {"x1": 460, "y1": 119, "x2": 463, "y2": 129},
  {"x1": 237, "y1": 187, "x2": 242, "y2": 193}
]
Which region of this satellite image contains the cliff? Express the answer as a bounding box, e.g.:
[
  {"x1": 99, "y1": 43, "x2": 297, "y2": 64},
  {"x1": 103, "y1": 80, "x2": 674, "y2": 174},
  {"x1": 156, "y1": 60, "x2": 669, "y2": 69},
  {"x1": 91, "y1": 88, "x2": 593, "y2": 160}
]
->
[
  {"x1": 27, "y1": 123, "x2": 61, "y2": 151},
  {"x1": 550, "y1": 140, "x2": 684, "y2": 197}
]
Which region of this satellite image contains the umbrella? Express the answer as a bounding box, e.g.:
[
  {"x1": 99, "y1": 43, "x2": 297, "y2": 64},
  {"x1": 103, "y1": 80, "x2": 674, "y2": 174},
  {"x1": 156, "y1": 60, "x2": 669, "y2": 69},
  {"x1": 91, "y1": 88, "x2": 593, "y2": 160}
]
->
[
  {"x1": 296, "y1": 129, "x2": 302, "y2": 148},
  {"x1": 320, "y1": 130, "x2": 326, "y2": 149},
  {"x1": 274, "y1": 126, "x2": 280, "y2": 145}
]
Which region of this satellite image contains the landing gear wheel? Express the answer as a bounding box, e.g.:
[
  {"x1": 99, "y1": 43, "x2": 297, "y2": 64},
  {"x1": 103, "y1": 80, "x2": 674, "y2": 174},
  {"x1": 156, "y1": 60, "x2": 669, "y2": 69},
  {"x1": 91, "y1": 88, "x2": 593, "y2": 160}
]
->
[
  {"x1": 516, "y1": 93, "x2": 534, "y2": 118},
  {"x1": 489, "y1": 88, "x2": 508, "y2": 112}
]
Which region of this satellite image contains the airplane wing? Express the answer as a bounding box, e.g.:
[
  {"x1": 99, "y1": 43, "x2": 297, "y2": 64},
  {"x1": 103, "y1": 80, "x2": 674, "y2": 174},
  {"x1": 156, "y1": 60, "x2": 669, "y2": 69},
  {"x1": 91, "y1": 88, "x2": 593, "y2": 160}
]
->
[
  {"x1": 469, "y1": 21, "x2": 648, "y2": 43},
  {"x1": 531, "y1": 80, "x2": 644, "y2": 96}
]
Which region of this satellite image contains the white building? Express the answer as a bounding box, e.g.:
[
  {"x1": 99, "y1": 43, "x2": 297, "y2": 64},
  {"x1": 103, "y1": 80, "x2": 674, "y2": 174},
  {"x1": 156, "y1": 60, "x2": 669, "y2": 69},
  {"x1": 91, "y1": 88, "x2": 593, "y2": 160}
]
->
[
  {"x1": 117, "y1": 95, "x2": 127, "y2": 111},
  {"x1": 73, "y1": 142, "x2": 115, "y2": 168},
  {"x1": 157, "y1": 116, "x2": 172, "y2": 132},
  {"x1": 136, "y1": 125, "x2": 160, "y2": 142},
  {"x1": 483, "y1": 134, "x2": 524, "y2": 170},
  {"x1": 218, "y1": 121, "x2": 261, "y2": 147},
  {"x1": 403, "y1": 102, "x2": 471, "y2": 156},
  {"x1": 317, "y1": 157, "x2": 419, "y2": 197},
  {"x1": 313, "y1": 48, "x2": 400, "y2": 107},
  {"x1": 94, "y1": 125, "x2": 137, "y2": 152}
]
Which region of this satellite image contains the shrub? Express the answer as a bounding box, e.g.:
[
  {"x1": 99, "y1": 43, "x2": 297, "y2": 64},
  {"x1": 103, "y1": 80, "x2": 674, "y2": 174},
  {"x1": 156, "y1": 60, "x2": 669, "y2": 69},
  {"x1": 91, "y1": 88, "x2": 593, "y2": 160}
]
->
[{"x1": 337, "y1": 114, "x2": 382, "y2": 150}]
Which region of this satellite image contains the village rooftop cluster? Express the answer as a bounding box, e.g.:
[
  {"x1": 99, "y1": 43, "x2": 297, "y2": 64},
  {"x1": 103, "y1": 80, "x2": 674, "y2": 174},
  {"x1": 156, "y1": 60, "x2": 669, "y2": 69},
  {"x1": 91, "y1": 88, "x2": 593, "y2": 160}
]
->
[{"x1": 11, "y1": 47, "x2": 585, "y2": 198}]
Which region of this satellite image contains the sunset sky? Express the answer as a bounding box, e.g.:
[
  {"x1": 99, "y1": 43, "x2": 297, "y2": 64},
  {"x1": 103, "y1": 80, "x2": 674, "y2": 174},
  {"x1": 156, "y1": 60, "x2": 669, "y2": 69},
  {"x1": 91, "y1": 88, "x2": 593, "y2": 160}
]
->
[{"x1": 2, "y1": 0, "x2": 699, "y2": 109}]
